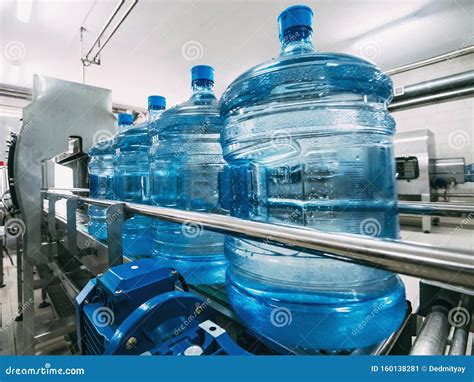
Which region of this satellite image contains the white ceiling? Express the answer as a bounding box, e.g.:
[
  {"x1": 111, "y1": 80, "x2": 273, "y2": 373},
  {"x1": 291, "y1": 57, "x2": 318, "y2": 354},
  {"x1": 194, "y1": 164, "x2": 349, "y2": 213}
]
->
[{"x1": 1, "y1": 0, "x2": 473, "y2": 109}]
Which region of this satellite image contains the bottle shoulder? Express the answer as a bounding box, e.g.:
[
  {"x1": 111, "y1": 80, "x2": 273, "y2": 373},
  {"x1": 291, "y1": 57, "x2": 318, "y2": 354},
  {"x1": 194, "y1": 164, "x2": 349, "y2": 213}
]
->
[
  {"x1": 221, "y1": 51, "x2": 393, "y2": 115},
  {"x1": 150, "y1": 94, "x2": 223, "y2": 136}
]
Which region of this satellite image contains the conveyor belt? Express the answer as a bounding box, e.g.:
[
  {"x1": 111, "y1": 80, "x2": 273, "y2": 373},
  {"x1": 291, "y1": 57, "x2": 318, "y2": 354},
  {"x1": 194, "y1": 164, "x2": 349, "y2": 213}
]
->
[{"x1": 45, "y1": 284, "x2": 75, "y2": 319}]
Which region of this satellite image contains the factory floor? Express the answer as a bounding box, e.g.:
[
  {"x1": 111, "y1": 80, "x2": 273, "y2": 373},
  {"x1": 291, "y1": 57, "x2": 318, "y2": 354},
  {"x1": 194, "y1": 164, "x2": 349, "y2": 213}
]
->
[
  {"x1": 0, "y1": 241, "x2": 75, "y2": 355},
  {"x1": 0, "y1": 223, "x2": 472, "y2": 355}
]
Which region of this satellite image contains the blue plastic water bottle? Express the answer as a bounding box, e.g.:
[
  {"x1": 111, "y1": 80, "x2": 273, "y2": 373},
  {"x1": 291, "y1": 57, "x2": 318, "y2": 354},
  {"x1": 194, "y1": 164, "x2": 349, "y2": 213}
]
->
[
  {"x1": 220, "y1": 5, "x2": 406, "y2": 352},
  {"x1": 114, "y1": 104, "x2": 163, "y2": 258},
  {"x1": 149, "y1": 66, "x2": 227, "y2": 285},
  {"x1": 88, "y1": 139, "x2": 115, "y2": 240}
]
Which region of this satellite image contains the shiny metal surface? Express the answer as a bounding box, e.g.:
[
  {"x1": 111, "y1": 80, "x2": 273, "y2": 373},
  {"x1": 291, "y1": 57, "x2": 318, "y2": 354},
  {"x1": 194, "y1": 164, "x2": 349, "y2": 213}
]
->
[
  {"x1": 44, "y1": 192, "x2": 474, "y2": 289},
  {"x1": 91, "y1": 0, "x2": 139, "y2": 62},
  {"x1": 398, "y1": 201, "x2": 474, "y2": 217},
  {"x1": 386, "y1": 46, "x2": 474, "y2": 75},
  {"x1": 16, "y1": 76, "x2": 115, "y2": 354},
  {"x1": 394, "y1": 129, "x2": 436, "y2": 232},
  {"x1": 392, "y1": 71, "x2": 474, "y2": 100},
  {"x1": 83, "y1": 0, "x2": 125, "y2": 61},
  {"x1": 449, "y1": 326, "x2": 469, "y2": 355},
  {"x1": 389, "y1": 87, "x2": 474, "y2": 111},
  {"x1": 410, "y1": 307, "x2": 450, "y2": 355},
  {"x1": 430, "y1": 158, "x2": 466, "y2": 185}
]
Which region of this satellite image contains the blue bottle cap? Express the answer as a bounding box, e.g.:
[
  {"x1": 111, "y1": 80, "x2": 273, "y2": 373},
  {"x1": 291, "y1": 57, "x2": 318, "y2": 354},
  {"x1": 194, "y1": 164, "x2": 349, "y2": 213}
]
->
[
  {"x1": 118, "y1": 113, "x2": 134, "y2": 125},
  {"x1": 148, "y1": 95, "x2": 166, "y2": 109},
  {"x1": 278, "y1": 5, "x2": 313, "y2": 40},
  {"x1": 191, "y1": 65, "x2": 214, "y2": 83}
]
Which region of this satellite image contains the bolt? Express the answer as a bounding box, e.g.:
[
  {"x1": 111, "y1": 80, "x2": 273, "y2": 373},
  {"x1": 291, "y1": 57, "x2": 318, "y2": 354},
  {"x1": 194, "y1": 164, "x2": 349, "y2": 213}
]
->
[
  {"x1": 97, "y1": 273, "x2": 103, "y2": 277},
  {"x1": 115, "y1": 289, "x2": 123, "y2": 295},
  {"x1": 125, "y1": 336, "x2": 137, "y2": 351}
]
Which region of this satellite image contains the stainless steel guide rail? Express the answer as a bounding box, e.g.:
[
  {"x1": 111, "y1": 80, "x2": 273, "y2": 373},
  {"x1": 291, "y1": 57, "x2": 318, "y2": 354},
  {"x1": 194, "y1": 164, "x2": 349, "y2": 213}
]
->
[
  {"x1": 43, "y1": 191, "x2": 474, "y2": 290},
  {"x1": 398, "y1": 201, "x2": 474, "y2": 218}
]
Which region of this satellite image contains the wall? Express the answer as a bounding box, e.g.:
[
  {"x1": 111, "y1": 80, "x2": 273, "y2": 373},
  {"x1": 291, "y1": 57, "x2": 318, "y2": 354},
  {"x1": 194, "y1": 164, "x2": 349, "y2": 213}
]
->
[{"x1": 390, "y1": 54, "x2": 474, "y2": 165}]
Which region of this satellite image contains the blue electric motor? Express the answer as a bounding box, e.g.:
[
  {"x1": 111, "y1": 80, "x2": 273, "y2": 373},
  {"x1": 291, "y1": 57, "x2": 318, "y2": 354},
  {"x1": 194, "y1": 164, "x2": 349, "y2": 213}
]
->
[{"x1": 75, "y1": 259, "x2": 248, "y2": 355}]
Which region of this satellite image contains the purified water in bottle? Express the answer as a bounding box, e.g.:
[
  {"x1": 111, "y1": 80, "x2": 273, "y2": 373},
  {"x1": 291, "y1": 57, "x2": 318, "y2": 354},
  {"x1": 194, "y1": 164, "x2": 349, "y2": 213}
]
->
[
  {"x1": 114, "y1": 102, "x2": 164, "y2": 258},
  {"x1": 88, "y1": 139, "x2": 115, "y2": 240},
  {"x1": 220, "y1": 5, "x2": 406, "y2": 351},
  {"x1": 149, "y1": 66, "x2": 227, "y2": 284}
]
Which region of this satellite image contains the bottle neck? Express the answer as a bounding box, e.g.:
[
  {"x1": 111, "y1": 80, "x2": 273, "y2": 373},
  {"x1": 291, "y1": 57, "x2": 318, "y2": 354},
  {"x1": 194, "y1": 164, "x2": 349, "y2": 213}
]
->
[
  {"x1": 280, "y1": 26, "x2": 315, "y2": 56},
  {"x1": 147, "y1": 107, "x2": 164, "y2": 123},
  {"x1": 192, "y1": 79, "x2": 215, "y2": 97}
]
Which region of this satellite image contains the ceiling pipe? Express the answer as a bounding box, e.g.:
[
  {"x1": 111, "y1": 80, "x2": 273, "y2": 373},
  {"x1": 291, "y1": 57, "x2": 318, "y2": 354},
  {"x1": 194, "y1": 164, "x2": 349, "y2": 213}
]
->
[
  {"x1": 91, "y1": 0, "x2": 138, "y2": 63},
  {"x1": 84, "y1": 0, "x2": 125, "y2": 62},
  {"x1": 389, "y1": 70, "x2": 474, "y2": 111},
  {"x1": 393, "y1": 71, "x2": 474, "y2": 100},
  {"x1": 0, "y1": 83, "x2": 145, "y2": 115},
  {"x1": 386, "y1": 46, "x2": 474, "y2": 76},
  {"x1": 389, "y1": 87, "x2": 474, "y2": 111}
]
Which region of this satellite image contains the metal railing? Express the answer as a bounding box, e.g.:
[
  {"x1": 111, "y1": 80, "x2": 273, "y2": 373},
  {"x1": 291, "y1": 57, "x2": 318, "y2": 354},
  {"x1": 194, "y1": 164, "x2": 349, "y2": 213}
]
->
[{"x1": 43, "y1": 191, "x2": 474, "y2": 289}]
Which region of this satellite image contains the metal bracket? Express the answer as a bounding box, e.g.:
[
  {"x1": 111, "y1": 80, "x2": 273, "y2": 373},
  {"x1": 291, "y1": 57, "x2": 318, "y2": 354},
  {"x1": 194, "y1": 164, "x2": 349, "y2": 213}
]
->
[
  {"x1": 66, "y1": 196, "x2": 82, "y2": 256},
  {"x1": 47, "y1": 194, "x2": 59, "y2": 240},
  {"x1": 106, "y1": 203, "x2": 130, "y2": 268}
]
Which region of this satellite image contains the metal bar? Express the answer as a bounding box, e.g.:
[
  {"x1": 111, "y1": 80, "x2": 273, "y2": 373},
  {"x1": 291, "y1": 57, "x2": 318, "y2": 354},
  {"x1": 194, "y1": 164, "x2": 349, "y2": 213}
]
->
[
  {"x1": 105, "y1": 203, "x2": 127, "y2": 267},
  {"x1": 0, "y1": 234, "x2": 4, "y2": 288},
  {"x1": 47, "y1": 194, "x2": 58, "y2": 240},
  {"x1": 398, "y1": 201, "x2": 474, "y2": 218},
  {"x1": 92, "y1": 0, "x2": 139, "y2": 62},
  {"x1": 0, "y1": 83, "x2": 145, "y2": 114},
  {"x1": 66, "y1": 197, "x2": 79, "y2": 256},
  {"x1": 386, "y1": 46, "x2": 474, "y2": 75},
  {"x1": 43, "y1": 188, "x2": 89, "y2": 194},
  {"x1": 44, "y1": 192, "x2": 474, "y2": 289},
  {"x1": 449, "y1": 326, "x2": 469, "y2": 355},
  {"x1": 16, "y1": 237, "x2": 22, "y2": 317},
  {"x1": 410, "y1": 306, "x2": 450, "y2": 355},
  {"x1": 84, "y1": 0, "x2": 125, "y2": 60},
  {"x1": 393, "y1": 71, "x2": 474, "y2": 101},
  {"x1": 389, "y1": 87, "x2": 474, "y2": 111},
  {"x1": 433, "y1": 193, "x2": 474, "y2": 198}
]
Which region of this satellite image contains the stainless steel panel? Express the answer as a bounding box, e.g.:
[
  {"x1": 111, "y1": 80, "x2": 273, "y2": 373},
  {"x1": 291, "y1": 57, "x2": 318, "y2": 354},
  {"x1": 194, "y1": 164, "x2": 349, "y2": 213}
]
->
[
  {"x1": 430, "y1": 158, "x2": 466, "y2": 185},
  {"x1": 15, "y1": 75, "x2": 115, "y2": 354}
]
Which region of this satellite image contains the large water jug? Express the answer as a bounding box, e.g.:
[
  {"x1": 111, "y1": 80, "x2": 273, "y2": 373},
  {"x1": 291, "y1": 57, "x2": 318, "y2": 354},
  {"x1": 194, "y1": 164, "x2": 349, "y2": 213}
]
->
[
  {"x1": 88, "y1": 139, "x2": 115, "y2": 240},
  {"x1": 114, "y1": 101, "x2": 164, "y2": 258},
  {"x1": 149, "y1": 65, "x2": 227, "y2": 285},
  {"x1": 219, "y1": 5, "x2": 406, "y2": 352}
]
